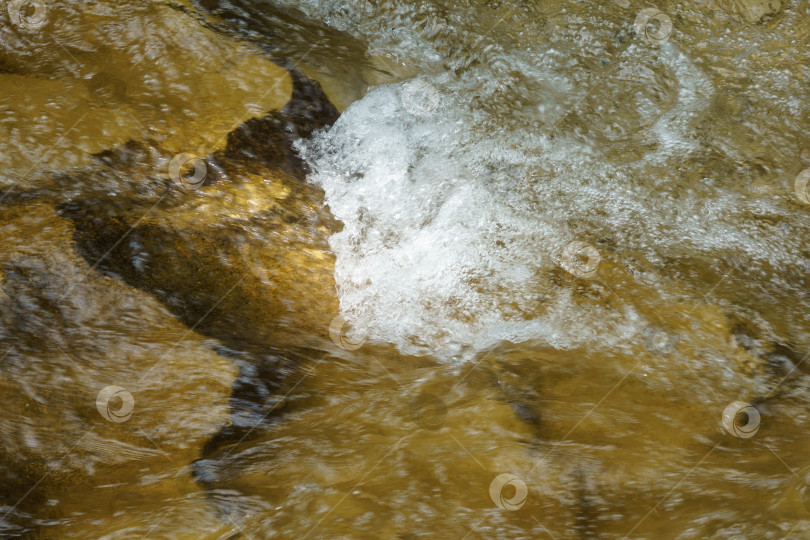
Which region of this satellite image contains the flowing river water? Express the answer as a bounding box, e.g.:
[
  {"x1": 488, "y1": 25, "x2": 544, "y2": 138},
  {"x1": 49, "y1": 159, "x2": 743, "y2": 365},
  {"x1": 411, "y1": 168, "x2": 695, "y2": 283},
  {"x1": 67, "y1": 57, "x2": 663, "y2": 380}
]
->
[{"x1": 2, "y1": 0, "x2": 810, "y2": 538}]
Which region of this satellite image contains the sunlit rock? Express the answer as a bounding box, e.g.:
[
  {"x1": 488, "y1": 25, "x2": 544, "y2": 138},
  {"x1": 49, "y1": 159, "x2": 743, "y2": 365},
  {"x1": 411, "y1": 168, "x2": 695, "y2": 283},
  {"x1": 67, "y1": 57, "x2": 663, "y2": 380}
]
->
[
  {"x1": 194, "y1": 0, "x2": 373, "y2": 111},
  {"x1": 58, "y1": 71, "x2": 341, "y2": 352},
  {"x1": 0, "y1": 202, "x2": 237, "y2": 535},
  {"x1": 0, "y1": 0, "x2": 291, "y2": 174}
]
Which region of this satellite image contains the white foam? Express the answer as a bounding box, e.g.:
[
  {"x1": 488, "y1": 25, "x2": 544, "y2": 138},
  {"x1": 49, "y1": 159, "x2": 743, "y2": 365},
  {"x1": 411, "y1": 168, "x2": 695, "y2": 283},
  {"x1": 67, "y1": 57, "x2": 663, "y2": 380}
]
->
[{"x1": 295, "y1": 4, "x2": 805, "y2": 360}]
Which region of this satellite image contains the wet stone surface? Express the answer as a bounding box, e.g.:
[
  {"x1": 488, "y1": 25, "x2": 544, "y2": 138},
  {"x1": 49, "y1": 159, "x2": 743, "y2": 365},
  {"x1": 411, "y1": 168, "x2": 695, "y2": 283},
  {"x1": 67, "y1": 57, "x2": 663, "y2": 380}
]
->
[{"x1": 2, "y1": 0, "x2": 810, "y2": 538}]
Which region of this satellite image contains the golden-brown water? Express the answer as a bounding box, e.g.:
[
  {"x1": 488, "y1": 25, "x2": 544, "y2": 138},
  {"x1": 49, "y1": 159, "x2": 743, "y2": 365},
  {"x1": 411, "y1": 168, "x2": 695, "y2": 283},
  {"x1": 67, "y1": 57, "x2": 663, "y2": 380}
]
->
[{"x1": 2, "y1": 0, "x2": 810, "y2": 538}]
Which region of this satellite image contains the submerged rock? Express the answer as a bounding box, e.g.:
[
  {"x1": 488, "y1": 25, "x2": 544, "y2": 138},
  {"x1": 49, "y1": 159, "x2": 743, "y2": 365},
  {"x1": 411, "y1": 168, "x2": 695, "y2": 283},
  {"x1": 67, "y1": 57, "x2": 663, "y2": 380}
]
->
[
  {"x1": 0, "y1": 202, "x2": 237, "y2": 537},
  {"x1": 0, "y1": 0, "x2": 291, "y2": 174},
  {"x1": 45, "y1": 67, "x2": 344, "y2": 534},
  {"x1": 0, "y1": 74, "x2": 341, "y2": 540},
  {"x1": 195, "y1": 0, "x2": 375, "y2": 110},
  {"x1": 59, "y1": 69, "x2": 341, "y2": 353},
  {"x1": 0, "y1": 0, "x2": 345, "y2": 535},
  {"x1": 221, "y1": 69, "x2": 340, "y2": 178}
]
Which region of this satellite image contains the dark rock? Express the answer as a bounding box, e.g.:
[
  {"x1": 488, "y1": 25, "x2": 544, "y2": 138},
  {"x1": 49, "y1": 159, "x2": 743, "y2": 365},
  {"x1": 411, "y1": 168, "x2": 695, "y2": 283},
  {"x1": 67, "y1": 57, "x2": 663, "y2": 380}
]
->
[{"x1": 219, "y1": 70, "x2": 339, "y2": 179}]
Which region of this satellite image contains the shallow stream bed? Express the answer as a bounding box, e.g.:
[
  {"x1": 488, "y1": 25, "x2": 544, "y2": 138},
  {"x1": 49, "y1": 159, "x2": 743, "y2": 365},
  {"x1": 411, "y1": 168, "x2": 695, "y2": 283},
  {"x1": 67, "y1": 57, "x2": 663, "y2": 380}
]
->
[{"x1": 2, "y1": 0, "x2": 810, "y2": 538}]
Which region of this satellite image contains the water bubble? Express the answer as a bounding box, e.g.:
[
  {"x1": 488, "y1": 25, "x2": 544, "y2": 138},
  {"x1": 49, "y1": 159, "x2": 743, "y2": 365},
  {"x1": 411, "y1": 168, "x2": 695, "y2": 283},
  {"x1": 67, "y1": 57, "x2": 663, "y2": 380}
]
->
[
  {"x1": 721, "y1": 401, "x2": 760, "y2": 438},
  {"x1": 96, "y1": 385, "x2": 135, "y2": 423},
  {"x1": 634, "y1": 8, "x2": 673, "y2": 44},
  {"x1": 489, "y1": 473, "x2": 528, "y2": 511}
]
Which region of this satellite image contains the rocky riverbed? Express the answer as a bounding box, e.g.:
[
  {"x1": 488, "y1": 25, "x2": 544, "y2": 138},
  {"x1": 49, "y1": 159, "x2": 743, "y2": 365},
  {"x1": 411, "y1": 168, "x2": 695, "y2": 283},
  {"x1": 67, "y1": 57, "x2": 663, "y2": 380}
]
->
[{"x1": 2, "y1": 0, "x2": 810, "y2": 538}]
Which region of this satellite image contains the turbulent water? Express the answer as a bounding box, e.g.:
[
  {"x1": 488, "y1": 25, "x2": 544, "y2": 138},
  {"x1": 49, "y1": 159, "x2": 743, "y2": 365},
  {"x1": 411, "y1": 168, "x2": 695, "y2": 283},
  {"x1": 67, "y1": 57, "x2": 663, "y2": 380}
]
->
[
  {"x1": 295, "y1": 0, "x2": 810, "y2": 361},
  {"x1": 3, "y1": 0, "x2": 810, "y2": 538}
]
